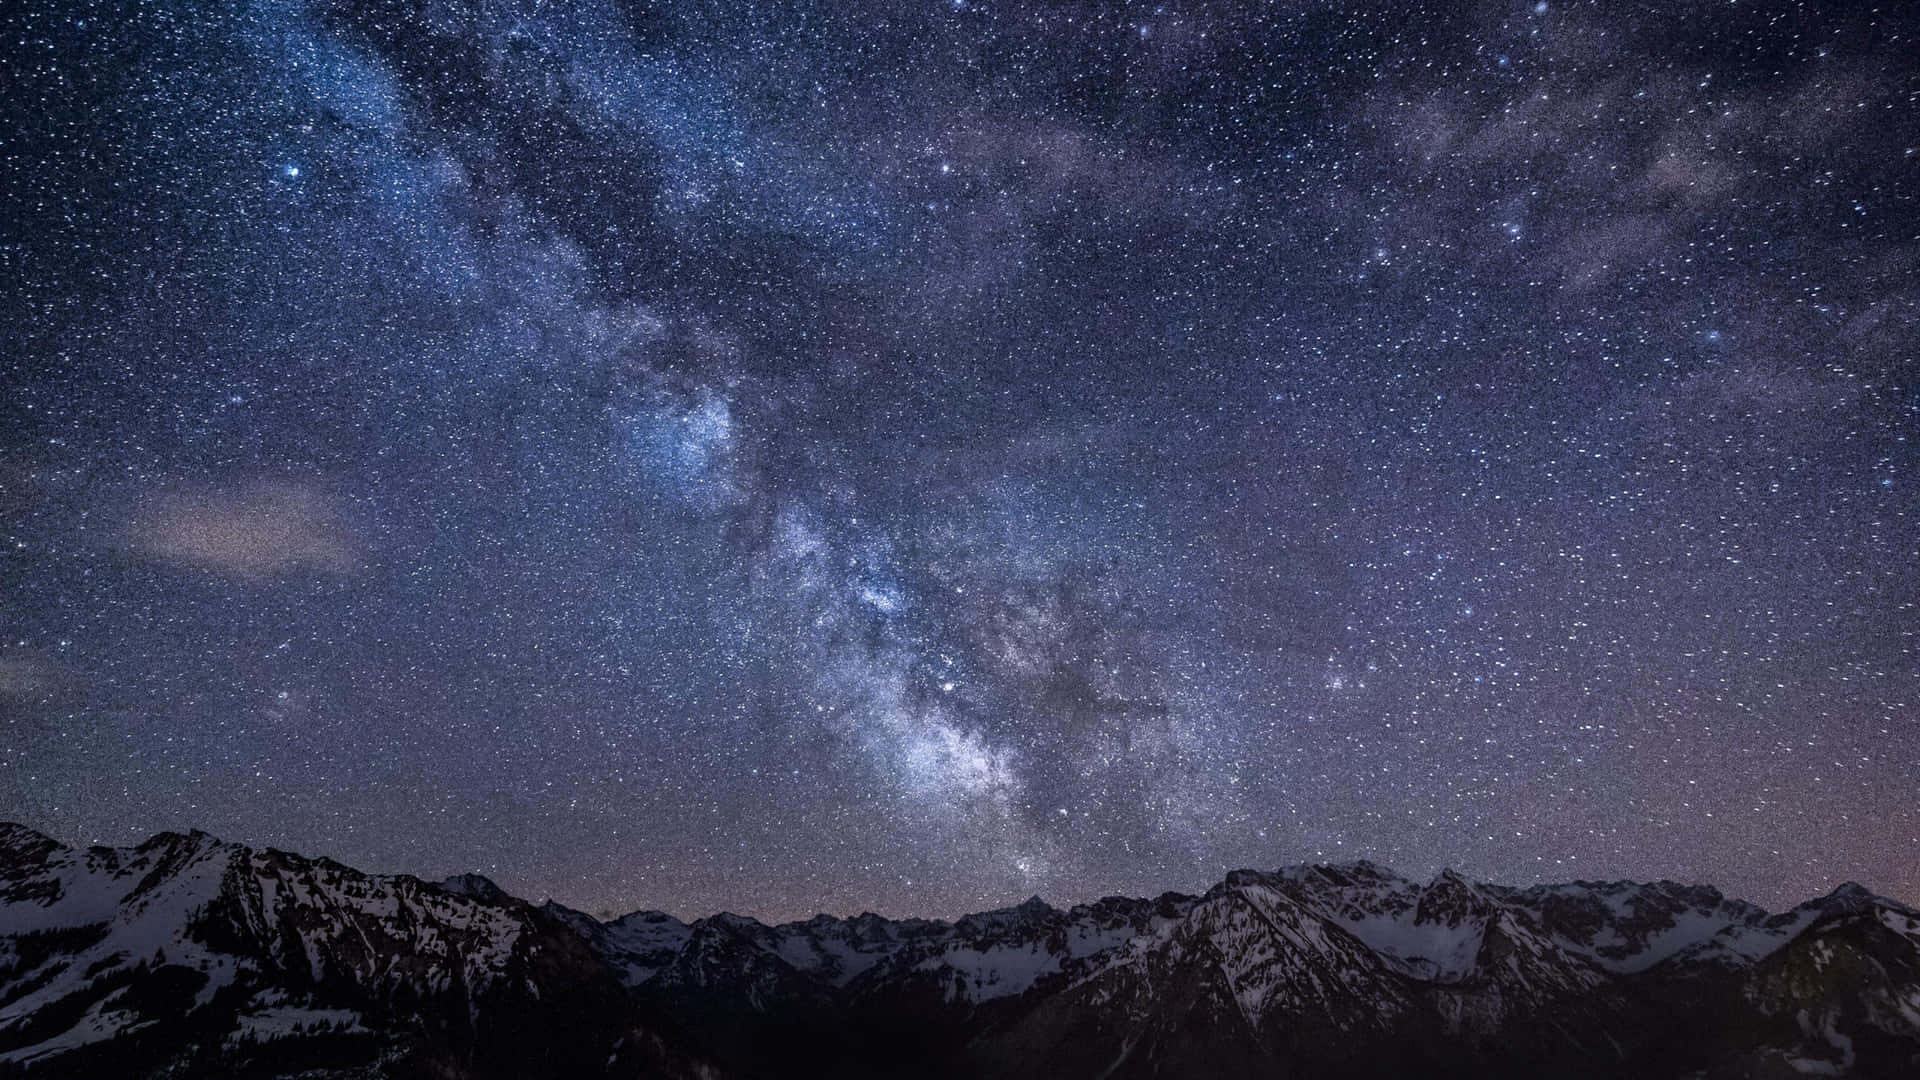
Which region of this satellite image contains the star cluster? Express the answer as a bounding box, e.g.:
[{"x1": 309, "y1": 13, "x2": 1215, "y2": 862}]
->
[{"x1": 1, "y1": 0, "x2": 1915, "y2": 920}]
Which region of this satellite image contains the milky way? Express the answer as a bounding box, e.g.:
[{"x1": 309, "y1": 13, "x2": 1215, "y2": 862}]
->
[{"x1": 2, "y1": 0, "x2": 1916, "y2": 921}]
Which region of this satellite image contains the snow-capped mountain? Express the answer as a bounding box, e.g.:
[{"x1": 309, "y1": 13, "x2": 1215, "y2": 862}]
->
[
  {"x1": 2, "y1": 822, "x2": 1916, "y2": 1078},
  {"x1": 0, "y1": 823, "x2": 712, "y2": 1078}
]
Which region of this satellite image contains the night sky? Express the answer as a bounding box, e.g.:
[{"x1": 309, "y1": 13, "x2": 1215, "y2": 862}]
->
[{"x1": 2, "y1": 0, "x2": 1916, "y2": 922}]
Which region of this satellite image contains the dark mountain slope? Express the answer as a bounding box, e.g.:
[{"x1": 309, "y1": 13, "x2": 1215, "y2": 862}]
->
[{"x1": 3, "y1": 823, "x2": 1916, "y2": 1078}]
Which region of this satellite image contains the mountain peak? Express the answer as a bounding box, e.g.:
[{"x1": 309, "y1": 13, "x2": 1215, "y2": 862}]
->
[
  {"x1": 1221, "y1": 867, "x2": 1272, "y2": 888},
  {"x1": 440, "y1": 872, "x2": 512, "y2": 904},
  {"x1": 1808, "y1": 880, "x2": 1894, "y2": 917},
  {"x1": 705, "y1": 911, "x2": 767, "y2": 934},
  {"x1": 134, "y1": 827, "x2": 228, "y2": 860},
  {"x1": 0, "y1": 820, "x2": 62, "y2": 856}
]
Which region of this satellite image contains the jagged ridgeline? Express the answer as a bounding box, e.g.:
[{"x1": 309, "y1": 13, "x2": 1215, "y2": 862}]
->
[{"x1": 1, "y1": 823, "x2": 1917, "y2": 1078}]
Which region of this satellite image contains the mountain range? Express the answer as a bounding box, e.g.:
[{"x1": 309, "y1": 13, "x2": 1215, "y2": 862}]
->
[{"x1": 2, "y1": 822, "x2": 1916, "y2": 1078}]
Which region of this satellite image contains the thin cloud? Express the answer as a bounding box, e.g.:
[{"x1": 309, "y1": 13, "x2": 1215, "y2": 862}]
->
[
  {"x1": 0, "y1": 653, "x2": 73, "y2": 705},
  {"x1": 126, "y1": 480, "x2": 363, "y2": 580}
]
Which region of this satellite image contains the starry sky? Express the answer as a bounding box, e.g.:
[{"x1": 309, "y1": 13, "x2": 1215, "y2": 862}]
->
[{"x1": 2, "y1": 0, "x2": 1916, "y2": 922}]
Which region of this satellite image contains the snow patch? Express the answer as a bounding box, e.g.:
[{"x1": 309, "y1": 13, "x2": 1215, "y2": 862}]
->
[
  {"x1": 1325, "y1": 911, "x2": 1483, "y2": 980},
  {"x1": 228, "y1": 1005, "x2": 366, "y2": 1043},
  {"x1": 920, "y1": 943, "x2": 1061, "y2": 1002}
]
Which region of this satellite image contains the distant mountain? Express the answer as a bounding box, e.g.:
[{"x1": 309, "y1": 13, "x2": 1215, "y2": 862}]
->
[{"x1": 2, "y1": 823, "x2": 1916, "y2": 1078}]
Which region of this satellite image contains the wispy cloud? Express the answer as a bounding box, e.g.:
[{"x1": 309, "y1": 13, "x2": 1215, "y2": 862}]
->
[
  {"x1": 0, "y1": 653, "x2": 74, "y2": 705},
  {"x1": 126, "y1": 479, "x2": 362, "y2": 580}
]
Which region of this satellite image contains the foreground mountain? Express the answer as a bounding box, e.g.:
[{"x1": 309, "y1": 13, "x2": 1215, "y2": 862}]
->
[
  {"x1": 1, "y1": 824, "x2": 1916, "y2": 1078},
  {"x1": 0, "y1": 824, "x2": 714, "y2": 1079}
]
